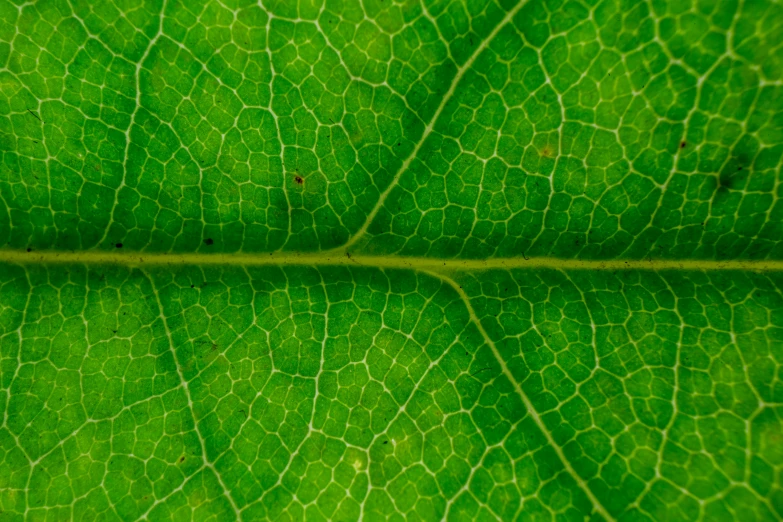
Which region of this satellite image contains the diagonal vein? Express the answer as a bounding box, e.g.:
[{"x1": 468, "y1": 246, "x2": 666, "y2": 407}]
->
[
  {"x1": 431, "y1": 270, "x2": 616, "y2": 522},
  {"x1": 333, "y1": 0, "x2": 529, "y2": 253},
  {"x1": 146, "y1": 271, "x2": 242, "y2": 520}
]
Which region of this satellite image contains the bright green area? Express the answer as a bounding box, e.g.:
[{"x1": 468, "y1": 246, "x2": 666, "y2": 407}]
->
[
  {"x1": 0, "y1": 0, "x2": 782, "y2": 521},
  {"x1": 0, "y1": 264, "x2": 781, "y2": 521},
  {"x1": 0, "y1": 0, "x2": 781, "y2": 258}
]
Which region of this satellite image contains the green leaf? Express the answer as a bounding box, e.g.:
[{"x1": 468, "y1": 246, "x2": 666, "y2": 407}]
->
[{"x1": 0, "y1": 0, "x2": 782, "y2": 521}]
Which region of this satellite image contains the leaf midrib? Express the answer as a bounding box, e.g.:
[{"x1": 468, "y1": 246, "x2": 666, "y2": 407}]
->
[{"x1": 4, "y1": 249, "x2": 783, "y2": 272}]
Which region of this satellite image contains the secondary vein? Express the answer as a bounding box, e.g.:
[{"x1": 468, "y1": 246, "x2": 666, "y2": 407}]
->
[
  {"x1": 433, "y1": 270, "x2": 617, "y2": 522},
  {"x1": 333, "y1": 0, "x2": 530, "y2": 254}
]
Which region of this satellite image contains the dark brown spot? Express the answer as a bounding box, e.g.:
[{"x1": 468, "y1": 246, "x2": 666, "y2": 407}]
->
[
  {"x1": 294, "y1": 175, "x2": 303, "y2": 185},
  {"x1": 680, "y1": 142, "x2": 686, "y2": 148},
  {"x1": 204, "y1": 238, "x2": 214, "y2": 246},
  {"x1": 115, "y1": 243, "x2": 123, "y2": 248},
  {"x1": 179, "y1": 456, "x2": 185, "y2": 462}
]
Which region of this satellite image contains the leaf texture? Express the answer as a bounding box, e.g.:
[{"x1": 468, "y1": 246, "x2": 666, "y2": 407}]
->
[{"x1": 0, "y1": 0, "x2": 782, "y2": 521}]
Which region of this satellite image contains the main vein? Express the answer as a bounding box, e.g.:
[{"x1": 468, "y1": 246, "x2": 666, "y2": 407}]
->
[
  {"x1": 3, "y1": 249, "x2": 783, "y2": 272},
  {"x1": 333, "y1": 0, "x2": 529, "y2": 253}
]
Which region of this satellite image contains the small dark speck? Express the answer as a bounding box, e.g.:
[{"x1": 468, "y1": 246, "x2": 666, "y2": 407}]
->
[
  {"x1": 115, "y1": 242, "x2": 123, "y2": 248},
  {"x1": 680, "y1": 142, "x2": 687, "y2": 148},
  {"x1": 204, "y1": 238, "x2": 214, "y2": 246},
  {"x1": 190, "y1": 284, "x2": 195, "y2": 288},
  {"x1": 26, "y1": 248, "x2": 31, "y2": 252},
  {"x1": 738, "y1": 166, "x2": 742, "y2": 171},
  {"x1": 295, "y1": 175, "x2": 303, "y2": 185},
  {"x1": 383, "y1": 440, "x2": 388, "y2": 444},
  {"x1": 179, "y1": 456, "x2": 185, "y2": 462}
]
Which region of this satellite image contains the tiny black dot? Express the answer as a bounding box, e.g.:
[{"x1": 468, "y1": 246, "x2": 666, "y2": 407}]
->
[
  {"x1": 680, "y1": 142, "x2": 686, "y2": 148},
  {"x1": 115, "y1": 243, "x2": 123, "y2": 248},
  {"x1": 204, "y1": 238, "x2": 214, "y2": 246}
]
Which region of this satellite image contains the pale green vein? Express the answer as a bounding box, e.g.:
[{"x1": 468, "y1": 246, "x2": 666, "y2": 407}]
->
[
  {"x1": 147, "y1": 273, "x2": 242, "y2": 519},
  {"x1": 333, "y1": 0, "x2": 529, "y2": 254},
  {"x1": 432, "y1": 270, "x2": 616, "y2": 522},
  {"x1": 3, "y1": 249, "x2": 783, "y2": 272}
]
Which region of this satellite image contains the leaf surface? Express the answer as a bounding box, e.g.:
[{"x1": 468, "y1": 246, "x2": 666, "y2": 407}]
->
[{"x1": 0, "y1": 0, "x2": 782, "y2": 521}]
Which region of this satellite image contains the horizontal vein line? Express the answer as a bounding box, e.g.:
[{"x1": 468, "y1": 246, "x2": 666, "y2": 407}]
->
[{"x1": 2, "y1": 250, "x2": 783, "y2": 272}]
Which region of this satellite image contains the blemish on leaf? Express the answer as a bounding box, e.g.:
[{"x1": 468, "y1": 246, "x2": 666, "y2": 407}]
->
[
  {"x1": 204, "y1": 238, "x2": 214, "y2": 246},
  {"x1": 295, "y1": 175, "x2": 303, "y2": 185},
  {"x1": 115, "y1": 243, "x2": 123, "y2": 249}
]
